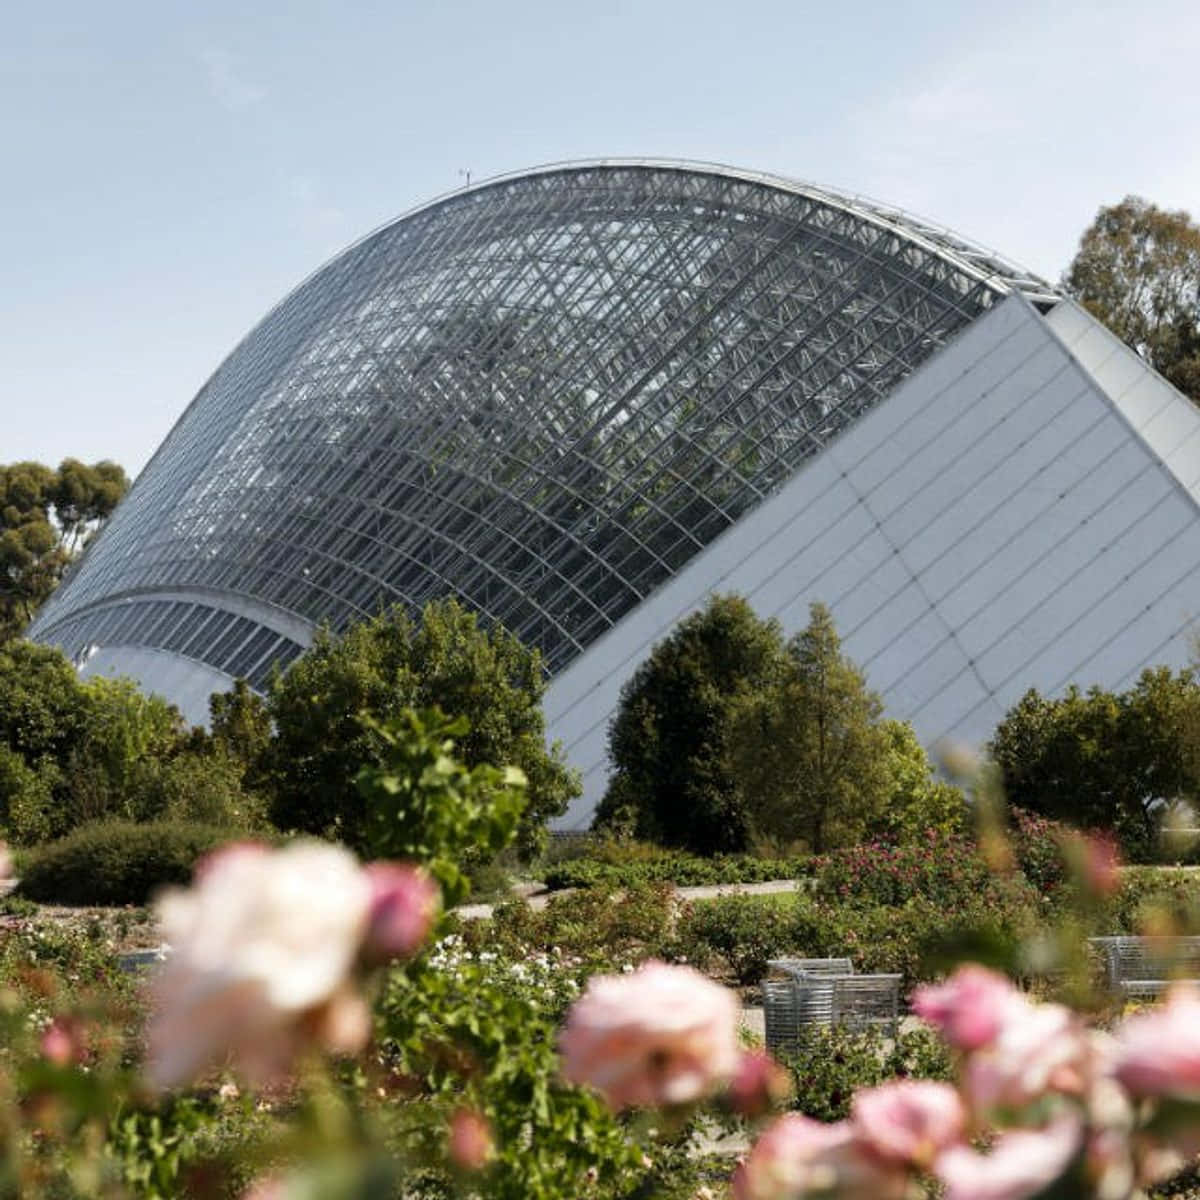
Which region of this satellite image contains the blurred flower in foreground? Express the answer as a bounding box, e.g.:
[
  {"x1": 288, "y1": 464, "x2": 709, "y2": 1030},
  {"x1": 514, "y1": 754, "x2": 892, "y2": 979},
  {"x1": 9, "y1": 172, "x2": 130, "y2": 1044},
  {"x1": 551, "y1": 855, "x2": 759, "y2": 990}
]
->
[
  {"x1": 732, "y1": 1114, "x2": 906, "y2": 1200},
  {"x1": 149, "y1": 842, "x2": 371, "y2": 1089},
  {"x1": 147, "y1": 840, "x2": 439, "y2": 1090},
  {"x1": 1112, "y1": 982, "x2": 1200, "y2": 1100},
  {"x1": 964, "y1": 1000, "x2": 1089, "y2": 1112},
  {"x1": 728, "y1": 1049, "x2": 792, "y2": 1118},
  {"x1": 558, "y1": 960, "x2": 739, "y2": 1110},
  {"x1": 40, "y1": 1015, "x2": 87, "y2": 1067},
  {"x1": 912, "y1": 964, "x2": 1025, "y2": 1052},
  {"x1": 448, "y1": 1107, "x2": 494, "y2": 1171},
  {"x1": 240, "y1": 1177, "x2": 287, "y2": 1200},
  {"x1": 1063, "y1": 830, "x2": 1122, "y2": 898},
  {"x1": 0, "y1": 841, "x2": 13, "y2": 884},
  {"x1": 851, "y1": 1080, "x2": 965, "y2": 1170},
  {"x1": 934, "y1": 1113, "x2": 1083, "y2": 1200},
  {"x1": 363, "y1": 862, "x2": 439, "y2": 962}
]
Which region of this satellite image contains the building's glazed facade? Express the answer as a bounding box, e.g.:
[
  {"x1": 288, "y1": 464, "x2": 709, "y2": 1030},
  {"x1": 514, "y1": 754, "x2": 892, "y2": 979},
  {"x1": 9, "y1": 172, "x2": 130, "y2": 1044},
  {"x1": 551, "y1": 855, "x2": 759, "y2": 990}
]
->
[{"x1": 31, "y1": 162, "x2": 1200, "y2": 827}]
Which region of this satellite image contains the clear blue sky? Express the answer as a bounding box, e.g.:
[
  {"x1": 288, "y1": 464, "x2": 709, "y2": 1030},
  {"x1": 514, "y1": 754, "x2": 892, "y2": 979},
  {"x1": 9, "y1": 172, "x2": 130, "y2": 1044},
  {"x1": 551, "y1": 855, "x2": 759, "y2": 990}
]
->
[{"x1": 4, "y1": 0, "x2": 1198, "y2": 478}]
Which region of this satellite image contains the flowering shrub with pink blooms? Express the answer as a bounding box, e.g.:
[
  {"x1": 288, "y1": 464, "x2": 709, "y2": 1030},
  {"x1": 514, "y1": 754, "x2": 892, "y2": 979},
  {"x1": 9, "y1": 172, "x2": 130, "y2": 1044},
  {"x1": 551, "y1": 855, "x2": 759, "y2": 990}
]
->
[
  {"x1": 551, "y1": 956, "x2": 1200, "y2": 1200},
  {"x1": 811, "y1": 829, "x2": 1001, "y2": 909},
  {"x1": 11, "y1": 710, "x2": 1200, "y2": 1199}
]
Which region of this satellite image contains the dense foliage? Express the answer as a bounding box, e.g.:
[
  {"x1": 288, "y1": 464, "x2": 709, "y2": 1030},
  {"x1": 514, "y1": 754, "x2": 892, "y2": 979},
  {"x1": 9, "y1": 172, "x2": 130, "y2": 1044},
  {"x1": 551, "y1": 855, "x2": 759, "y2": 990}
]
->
[
  {"x1": 676, "y1": 893, "x2": 797, "y2": 985},
  {"x1": 18, "y1": 819, "x2": 245, "y2": 904},
  {"x1": 989, "y1": 668, "x2": 1200, "y2": 856},
  {"x1": 0, "y1": 645, "x2": 263, "y2": 850},
  {"x1": 263, "y1": 598, "x2": 576, "y2": 857},
  {"x1": 596, "y1": 593, "x2": 783, "y2": 853},
  {"x1": 781, "y1": 1024, "x2": 953, "y2": 1122},
  {"x1": 731, "y1": 603, "x2": 893, "y2": 853},
  {"x1": 542, "y1": 845, "x2": 809, "y2": 890},
  {"x1": 810, "y1": 830, "x2": 996, "y2": 909},
  {"x1": 355, "y1": 706, "x2": 529, "y2": 907},
  {"x1": 598, "y1": 595, "x2": 963, "y2": 856},
  {"x1": 478, "y1": 881, "x2": 680, "y2": 974}
]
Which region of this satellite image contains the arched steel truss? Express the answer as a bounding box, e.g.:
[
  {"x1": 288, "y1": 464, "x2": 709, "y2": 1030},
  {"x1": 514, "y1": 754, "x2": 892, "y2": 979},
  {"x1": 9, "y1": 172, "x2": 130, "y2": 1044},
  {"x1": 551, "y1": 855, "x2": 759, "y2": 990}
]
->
[{"x1": 31, "y1": 160, "x2": 1056, "y2": 686}]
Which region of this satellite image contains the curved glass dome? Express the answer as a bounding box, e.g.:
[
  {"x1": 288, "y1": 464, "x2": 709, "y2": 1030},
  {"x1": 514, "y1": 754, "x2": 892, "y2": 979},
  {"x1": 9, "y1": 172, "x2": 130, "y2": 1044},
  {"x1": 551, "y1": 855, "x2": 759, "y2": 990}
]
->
[{"x1": 31, "y1": 160, "x2": 1055, "y2": 689}]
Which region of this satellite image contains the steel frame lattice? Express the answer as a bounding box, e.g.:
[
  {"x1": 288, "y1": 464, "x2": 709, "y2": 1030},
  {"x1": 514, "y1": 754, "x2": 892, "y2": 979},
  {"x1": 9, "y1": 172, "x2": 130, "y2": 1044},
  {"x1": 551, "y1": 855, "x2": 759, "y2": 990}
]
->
[{"x1": 30, "y1": 160, "x2": 1055, "y2": 688}]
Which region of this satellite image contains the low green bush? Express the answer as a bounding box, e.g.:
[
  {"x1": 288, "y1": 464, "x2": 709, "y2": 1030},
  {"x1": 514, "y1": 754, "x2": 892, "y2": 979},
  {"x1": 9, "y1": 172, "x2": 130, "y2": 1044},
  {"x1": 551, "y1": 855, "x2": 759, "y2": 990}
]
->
[
  {"x1": 472, "y1": 882, "x2": 678, "y2": 973},
  {"x1": 18, "y1": 819, "x2": 247, "y2": 905},
  {"x1": 782, "y1": 1024, "x2": 953, "y2": 1121},
  {"x1": 542, "y1": 849, "x2": 808, "y2": 891},
  {"x1": 784, "y1": 874, "x2": 1043, "y2": 993},
  {"x1": 1105, "y1": 866, "x2": 1200, "y2": 932},
  {"x1": 676, "y1": 893, "x2": 798, "y2": 984}
]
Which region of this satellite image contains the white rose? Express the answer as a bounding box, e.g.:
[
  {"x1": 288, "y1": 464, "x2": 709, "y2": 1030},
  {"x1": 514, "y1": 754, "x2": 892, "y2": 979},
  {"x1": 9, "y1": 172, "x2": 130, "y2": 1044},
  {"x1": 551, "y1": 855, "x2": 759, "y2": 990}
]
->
[{"x1": 148, "y1": 841, "x2": 373, "y2": 1090}]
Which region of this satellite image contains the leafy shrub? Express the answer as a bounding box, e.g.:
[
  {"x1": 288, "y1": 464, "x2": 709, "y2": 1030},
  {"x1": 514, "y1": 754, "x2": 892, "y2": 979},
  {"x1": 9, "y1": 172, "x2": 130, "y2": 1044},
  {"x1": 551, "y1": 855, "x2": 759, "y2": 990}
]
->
[
  {"x1": 1008, "y1": 806, "x2": 1070, "y2": 894},
  {"x1": 475, "y1": 882, "x2": 678, "y2": 974},
  {"x1": 782, "y1": 1024, "x2": 953, "y2": 1121},
  {"x1": 1105, "y1": 867, "x2": 1200, "y2": 933},
  {"x1": 376, "y1": 937, "x2": 654, "y2": 1198},
  {"x1": 676, "y1": 893, "x2": 798, "y2": 984},
  {"x1": 18, "y1": 820, "x2": 244, "y2": 905},
  {"x1": 811, "y1": 830, "x2": 993, "y2": 909},
  {"x1": 0, "y1": 744, "x2": 61, "y2": 844},
  {"x1": 0, "y1": 893, "x2": 37, "y2": 918},
  {"x1": 783, "y1": 875, "x2": 1043, "y2": 992}
]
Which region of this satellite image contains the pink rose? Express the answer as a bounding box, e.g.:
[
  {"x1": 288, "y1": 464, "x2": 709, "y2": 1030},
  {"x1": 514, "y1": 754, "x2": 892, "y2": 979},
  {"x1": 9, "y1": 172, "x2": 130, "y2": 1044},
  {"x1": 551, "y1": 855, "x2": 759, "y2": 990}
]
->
[
  {"x1": 727, "y1": 1049, "x2": 792, "y2": 1118},
  {"x1": 148, "y1": 841, "x2": 374, "y2": 1090},
  {"x1": 41, "y1": 1016, "x2": 86, "y2": 1067},
  {"x1": 964, "y1": 1001, "x2": 1089, "y2": 1112},
  {"x1": 1080, "y1": 833, "x2": 1121, "y2": 897},
  {"x1": 733, "y1": 1116, "x2": 907, "y2": 1200},
  {"x1": 558, "y1": 961, "x2": 739, "y2": 1110},
  {"x1": 912, "y1": 965, "x2": 1024, "y2": 1051},
  {"x1": 934, "y1": 1115, "x2": 1083, "y2": 1200},
  {"x1": 1112, "y1": 983, "x2": 1200, "y2": 1100},
  {"x1": 362, "y1": 862, "x2": 439, "y2": 961},
  {"x1": 240, "y1": 1176, "x2": 287, "y2": 1200},
  {"x1": 448, "y1": 1108, "x2": 494, "y2": 1171},
  {"x1": 1087, "y1": 1124, "x2": 1136, "y2": 1198},
  {"x1": 851, "y1": 1080, "x2": 966, "y2": 1168}
]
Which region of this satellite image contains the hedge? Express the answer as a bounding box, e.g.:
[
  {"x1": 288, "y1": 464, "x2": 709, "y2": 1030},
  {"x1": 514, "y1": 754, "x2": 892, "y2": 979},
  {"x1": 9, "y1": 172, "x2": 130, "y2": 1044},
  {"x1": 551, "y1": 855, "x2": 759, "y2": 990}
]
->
[
  {"x1": 18, "y1": 820, "x2": 247, "y2": 905},
  {"x1": 542, "y1": 851, "x2": 810, "y2": 891}
]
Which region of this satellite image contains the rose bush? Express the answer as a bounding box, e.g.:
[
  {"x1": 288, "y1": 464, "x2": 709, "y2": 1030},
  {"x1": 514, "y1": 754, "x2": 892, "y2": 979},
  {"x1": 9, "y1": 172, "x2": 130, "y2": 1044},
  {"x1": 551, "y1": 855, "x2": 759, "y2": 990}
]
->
[{"x1": 13, "y1": 721, "x2": 1200, "y2": 1200}]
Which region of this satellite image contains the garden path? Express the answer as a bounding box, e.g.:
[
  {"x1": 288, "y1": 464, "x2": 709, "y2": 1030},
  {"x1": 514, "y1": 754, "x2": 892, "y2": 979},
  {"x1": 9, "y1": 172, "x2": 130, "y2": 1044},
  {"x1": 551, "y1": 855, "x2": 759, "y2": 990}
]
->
[{"x1": 452, "y1": 877, "x2": 801, "y2": 920}]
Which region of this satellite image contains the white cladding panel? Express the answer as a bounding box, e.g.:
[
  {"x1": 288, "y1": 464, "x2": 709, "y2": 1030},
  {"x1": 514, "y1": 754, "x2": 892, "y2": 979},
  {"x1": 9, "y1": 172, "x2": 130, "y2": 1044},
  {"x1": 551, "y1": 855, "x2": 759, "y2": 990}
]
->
[
  {"x1": 78, "y1": 645, "x2": 235, "y2": 728},
  {"x1": 547, "y1": 296, "x2": 1200, "y2": 829}
]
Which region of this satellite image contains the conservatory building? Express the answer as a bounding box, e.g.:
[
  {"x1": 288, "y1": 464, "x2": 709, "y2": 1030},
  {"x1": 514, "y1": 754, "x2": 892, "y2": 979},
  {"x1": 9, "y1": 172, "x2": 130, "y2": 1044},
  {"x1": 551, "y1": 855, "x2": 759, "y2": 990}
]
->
[{"x1": 29, "y1": 160, "x2": 1200, "y2": 828}]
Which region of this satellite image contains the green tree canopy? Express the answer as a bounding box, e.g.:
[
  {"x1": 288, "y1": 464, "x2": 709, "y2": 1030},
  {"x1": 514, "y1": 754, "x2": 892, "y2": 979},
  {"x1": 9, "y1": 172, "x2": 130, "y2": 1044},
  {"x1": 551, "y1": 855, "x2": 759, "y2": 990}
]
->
[
  {"x1": 988, "y1": 668, "x2": 1200, "y2": 854},
  {"x1": 870, "y1": 719, "x2": 967, "y2": 843},
  {"x1": 208, "y1": 677, "x2": 272, "y2": 768},
  {"x1": 0, "y1": 639, "x2": 93, "y2": 765},
  {"x1": 1064, "y1": 196, "x2": 1200, "y2": 404},
  {"x1": 0, "y1": 459, "x2": 128, "y2": 640},
  {"x1": 261, "y1": 598, "x2": 576, "y2": 856},
  {"x1": 594, "y1": 594, "x2": 786, "y2": 854},
  {"x1": 729, "y1": 602, "x2": 892, "y2": 854},
  {"x1": 0, "y1": 643, "x2": 255, "y2": 843}
]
